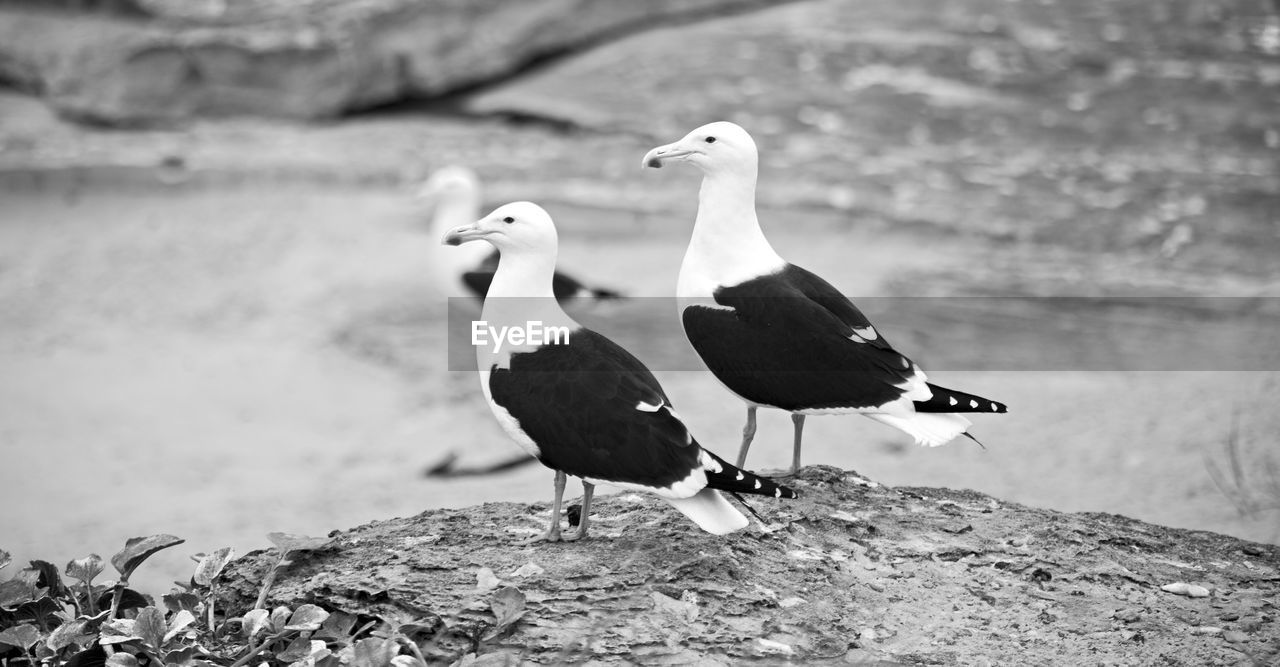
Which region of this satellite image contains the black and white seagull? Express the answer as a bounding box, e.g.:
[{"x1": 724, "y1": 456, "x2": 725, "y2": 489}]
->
[
  {"x1": 442, "y1": 201, "x2": 796, "y2": 542},
  {"x1": 642, "y1": 121, "x2": 1007, "y2": 474},
  {"x1": 423, "y1": 166, "x2": 622, "y2": 302}
]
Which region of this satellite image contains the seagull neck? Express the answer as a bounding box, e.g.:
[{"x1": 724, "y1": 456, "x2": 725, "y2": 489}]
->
[
  {"x1": 479, "y1": 251, "x2": 576, "y2": 369},
  {"x1": 688, "y1": 171, "x2": 781, "y2": 269},
  {"x1": 485, "y1": 252, "x2": 558, "y2": 301}
]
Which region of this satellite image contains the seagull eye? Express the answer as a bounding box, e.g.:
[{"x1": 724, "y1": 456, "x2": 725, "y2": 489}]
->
[
  {"x1": 705, "y1": 136, "x2": 717, "y2": 144},
  {"x1": 502, "y1": 216, "x2": 514, "y2": 223}
]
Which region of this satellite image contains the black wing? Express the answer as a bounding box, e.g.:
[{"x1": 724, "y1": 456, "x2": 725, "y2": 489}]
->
[
  {"x1": 682, "y1": 264, "x2": 917, "y2": 411},
  {"x1": 486, "y1": 329, "x2": 702, "y2": 489}
]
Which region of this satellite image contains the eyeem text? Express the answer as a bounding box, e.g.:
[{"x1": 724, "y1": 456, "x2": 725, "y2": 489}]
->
[{"x1": 472, "y1": 320, "x2": 571, "y2": 353}]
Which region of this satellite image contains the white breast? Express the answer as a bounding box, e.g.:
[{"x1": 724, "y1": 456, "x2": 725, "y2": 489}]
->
[{"x1": 478, "y1": 368, "x2": 542, "y2": 458}]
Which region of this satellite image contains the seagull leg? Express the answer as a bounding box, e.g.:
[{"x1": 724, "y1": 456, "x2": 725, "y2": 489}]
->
[
  {"x1": 522, "y1": 470, "x2": 567, "y2": 544},
  {"x1": 736, "y1": 405, "x2": 758, "y2": 468},
  {"x1": 563, "y1": 481, "x2": 594, "y2": 542},
  {"x1": 789, "y1": 413, "x2": 806, "y2": 476}
]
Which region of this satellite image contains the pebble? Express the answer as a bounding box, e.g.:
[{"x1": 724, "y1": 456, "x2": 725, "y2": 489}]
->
[
  {"x1": 867, "y1": 581, "x2": 886, "y2": 592},
  {"x1": 754, "y1": 638, "x2": 794, "y2": 656},
  {"x1": 1223, "y1": 630, "x2": 1249, "y2": 643},
  {"x1": 1161, "y1": 582, "x2": 1210, "y2": 598},
  {"x1": 509, "y1": 562, "x2": 545, "y2": 578},
  {"x1": 475, "y1": 567, "x2": 501, "y2": 592},
  {"x1": 1190, "y1": 626, "x2": 1223, "y2": 635},
  {"x1": 1114, "y1": 609, "x2": 1142, "y2": 623}
]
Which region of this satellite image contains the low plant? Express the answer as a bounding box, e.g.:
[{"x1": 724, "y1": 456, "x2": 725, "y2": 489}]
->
[{"x1": 0, "y1": 534, "x2": 525, "y2": 667}]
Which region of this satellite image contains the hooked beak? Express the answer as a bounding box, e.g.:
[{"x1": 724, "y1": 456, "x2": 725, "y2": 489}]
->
[
  {"x1": 441, "y1": 222, "x2": 490, "y2": 246},
  {"x1": 642, "y1": 141, "x2": 696, "y2": 169}
]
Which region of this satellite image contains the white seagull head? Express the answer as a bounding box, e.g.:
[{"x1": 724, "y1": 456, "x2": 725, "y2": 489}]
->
[
  {"x1": 417, "y1": 165, "x2": 481, "y2": 206},
  {"x1": 642, "y1": 121, "x2": 758, "y2": 177},
  {"x1": 441, "y1": 201, "x2": 558, "y2": 256}
]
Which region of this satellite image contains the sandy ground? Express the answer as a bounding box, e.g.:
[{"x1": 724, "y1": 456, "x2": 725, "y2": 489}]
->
[{"x1": 2, "y1": 183, "x2": 1276, "y2": 596}]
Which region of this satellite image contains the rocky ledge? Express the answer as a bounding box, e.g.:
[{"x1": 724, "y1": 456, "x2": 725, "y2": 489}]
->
[{"x1": 215, "y1": 466, "x2": 1280, "y2": 665}]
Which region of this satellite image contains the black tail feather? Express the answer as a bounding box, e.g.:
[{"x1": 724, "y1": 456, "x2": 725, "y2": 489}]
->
[
  {"x1": 729, "y1": 492, "x2": 768, "y2": 523},
  {"x1": 962, "y1": 432, "x2": 988, "y2": 451},
  {"x1": 702, "y1": 451, "x2": 798, "y2": 499},
  {"x1": 914, "y1": 383, "x2": 1008, "y2": 414}
]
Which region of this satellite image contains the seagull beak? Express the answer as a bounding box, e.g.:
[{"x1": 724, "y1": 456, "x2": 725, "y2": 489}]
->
[
  {"x1": 642, "y1": 142, "x2": 695, "y2": 169},
  {"x1": 441, "y1": 222, "x2": 489, "y2": 246}
]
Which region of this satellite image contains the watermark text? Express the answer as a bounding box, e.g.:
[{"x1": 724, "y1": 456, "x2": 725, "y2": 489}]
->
[{"x1": 472, "y1": 320, "x2": 571, "y2": 353}]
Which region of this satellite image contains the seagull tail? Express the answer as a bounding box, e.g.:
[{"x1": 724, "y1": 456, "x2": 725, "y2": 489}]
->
[
  {"x1": 700, "y1": 450, "x2": 799, "y2": 499},
  {"x1": 867, "y1": 411, "x2": 972, "y2": 448},
  {"x1": 914, "y1": 383, "x2": 1008, "y2": 414},
  {"x1": 666, "y1": 489, "x2": 749, "y2": 535}
]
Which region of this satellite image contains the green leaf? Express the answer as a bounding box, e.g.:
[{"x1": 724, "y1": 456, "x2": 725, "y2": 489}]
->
[
  {"x1": 134, "y1": 607, "x2": 166, "y2": 650},
  {"x1": 0, "y1": 624, "x2": 41, "y2": 650},
  {"x1": 63, "y1": 645, "x2": 108, "y2": 667},
  {"x1": 110, "y1": 536, "x2": 185, "y2": 582},
  {"x1": 268, "y1": 606, "x2": 292, "y2": 633},
  {"x1": 99, "y1": 618, "x2": 140, "y2": 645},
  {"x1": 162, "y1": 592, "x2": 200, "y2": 615},
  {"x1": 267, "y1": 533, "x2": 336, "y2": 555},
  {"x1": 277, "y1": 636, "x2": 326, "y2": 663},
  {"x1": 46, "y1": 619, "x2": 94, "y2": 651},
  {"x1": 96, "y1": 588, "x2": 149, "y2": 615},
  {"x1": 241, "y1": 608, "x2": 270, "y2": 640},
  {"x1": 314, "y1": 610, "x2": 356, "y2": 642},
  {"x1": 29, "y1": 560, "x2": 66, "y2": 598},
  {"x1": 65, "y1": 555, "x2": 105, "y2": 585},
  {"x1": 165, "y1": 610, "x2": 196, "y2": 643},
  {"x1": 350, "y1": 637, "x2": 398, "y2": 667},
  {"x1": 0, "y1": 575, "x2": 38, "y2": 609},
  {"x1": 105, "y1": 652, "x2": 139, "y2": 667},
  {"x1": 489, "y1": 586, "x2": 525, "y2": 630},
  {"x1": 163, "y1": 646, "x2": 197, "y2": 665},
  {"x1": 192, "y1": 547, "x2": 235, "y2": 588},
  {"x1": 283, "y1": 604, "x2": 329, "y2": 632},
  {"x1": 13, "y1": 596, "x2": 63, "y2": 630}
]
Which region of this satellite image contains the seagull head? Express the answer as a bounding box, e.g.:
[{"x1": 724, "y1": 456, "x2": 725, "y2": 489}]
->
[
  {"x1": 642, "y1": 121, "x2": 758, "y2": 176},
  {"x1": 441, "y1": 201, "x2": 558, "y2": 256},
  {"x1": 417, "y1": 165, "x2": 481, "y2": 207}
]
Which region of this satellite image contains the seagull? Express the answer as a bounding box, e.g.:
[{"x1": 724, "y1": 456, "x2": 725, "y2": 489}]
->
[
  {"x1": 642, "y1": 121, "x2": 1007, "y2": 474},
  {"x1": 441, "y1": 201, "x2": 797, "y2": 542},
  {"x1": 422, "y1": 166, "x2": 622, "y2": 302}
]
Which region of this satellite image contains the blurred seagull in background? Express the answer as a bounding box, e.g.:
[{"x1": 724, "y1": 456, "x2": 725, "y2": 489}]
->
[
  {"x1": 643, "y1": 121, "x2": 1007, "y2": 475},
  {"x1": 442, "y1": 201, "x2": 796, "y2": 542},
  {"x1": 422, "y1": 166, "x2": 623, "y2": 302}
]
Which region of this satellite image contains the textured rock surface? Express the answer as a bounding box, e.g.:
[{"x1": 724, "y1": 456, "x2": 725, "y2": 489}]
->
[
  {"x1": 216, "y1": 467, "x2": 1280, "y2": 664},
  {"x1": 0, "y1": 0, "x2": 789, "y2": 124}
]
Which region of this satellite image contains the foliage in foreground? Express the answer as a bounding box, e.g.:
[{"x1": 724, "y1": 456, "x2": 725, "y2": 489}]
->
[{"x1": 0, "y1": 533, "x2": 524, "y2": 667}]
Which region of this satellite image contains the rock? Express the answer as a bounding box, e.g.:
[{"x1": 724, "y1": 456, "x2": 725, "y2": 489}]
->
[
  {"x1": 0, "y1": 0, "x2": 788, "y2": 124},
  {"x1": 752, "y1": 638, "x2": 794, "y2": 657},
  {"x1": 211, "y1": 467, "x2": 1280, "y2": 664},
  {"x1": 1222, "y1": 630, "x2": 1249, "y2": 643},
  {"x1": 1161, "y1": 582, "x2": 1211, "y2": 598},
  {"x1": 1114, "y1": 608, "x2": 1142, "y2": 623}
]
